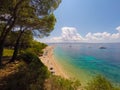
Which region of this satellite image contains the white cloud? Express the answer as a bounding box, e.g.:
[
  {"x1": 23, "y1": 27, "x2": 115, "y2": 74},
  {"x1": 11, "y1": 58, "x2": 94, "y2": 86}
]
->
[
  {"x1": 51, "y1": 27, "x2": 84, "y2": 42},
  {"x1": 85, "y1": 32, "x2": 112, "y2": 41},
  {"x1": 116, "y1": 26, "x2": 120, "y2": 33},
  {"x1": 111, "y1": 33, "x2": 120, "y2": 39},
  {"x1": 40, "y1": 26, "x2": 120, "y2": 43}
]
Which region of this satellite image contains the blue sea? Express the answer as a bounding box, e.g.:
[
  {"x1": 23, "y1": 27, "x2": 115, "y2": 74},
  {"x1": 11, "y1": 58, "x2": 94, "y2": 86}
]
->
[{"x1": 49, "y1": 43, "x2": 120, "y2": 85}]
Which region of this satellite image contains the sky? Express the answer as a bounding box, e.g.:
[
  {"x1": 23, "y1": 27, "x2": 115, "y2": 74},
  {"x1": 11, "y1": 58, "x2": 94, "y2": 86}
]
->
[{"x1": 39, "y1": 0, "x2": 120, "y2": 43}]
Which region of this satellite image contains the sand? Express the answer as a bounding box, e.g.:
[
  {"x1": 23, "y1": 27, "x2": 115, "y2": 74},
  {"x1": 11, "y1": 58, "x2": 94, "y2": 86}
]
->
[{"x1": 39, "y1": 46, "x2": 68, "y2": 79}]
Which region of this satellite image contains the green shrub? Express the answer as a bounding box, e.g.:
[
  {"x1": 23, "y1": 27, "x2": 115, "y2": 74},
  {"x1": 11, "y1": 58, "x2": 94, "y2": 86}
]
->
[
  {"x1": 19, "y1": 51, "x2": 42, "y2": 64},
  {"x1": 3, "y1": 49, "x2": 13, "y2": 56},
  {"x1": 45, "y1": 76, "x2": 81, "y2": 90},
  {"x1": 86, "y1": 75, "x2": 120, "y2": 90},
  {"x1": 4, "y1": 52, "x2": 50, "y2": 90}
]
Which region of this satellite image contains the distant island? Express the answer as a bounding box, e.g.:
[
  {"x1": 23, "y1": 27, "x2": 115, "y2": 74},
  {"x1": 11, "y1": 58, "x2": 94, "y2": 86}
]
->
[{"x1": 99, "y1": 46, "x2": 107, "y2": 49}]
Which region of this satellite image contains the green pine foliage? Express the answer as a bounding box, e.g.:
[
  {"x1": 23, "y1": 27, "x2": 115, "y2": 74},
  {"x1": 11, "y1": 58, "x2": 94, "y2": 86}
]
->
[{"x1": 25, "y1": 41, "x2": 47, "y2": 55}]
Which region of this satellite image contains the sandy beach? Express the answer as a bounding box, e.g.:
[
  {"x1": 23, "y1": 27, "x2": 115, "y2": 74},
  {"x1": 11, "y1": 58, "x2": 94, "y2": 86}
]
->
[{"x1": 39, "y1": 46, "x2": 68, "y2": 79}]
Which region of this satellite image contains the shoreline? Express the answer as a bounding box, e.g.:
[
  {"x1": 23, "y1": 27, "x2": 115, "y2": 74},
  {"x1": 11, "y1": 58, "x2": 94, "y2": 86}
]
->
[
  {"x1": 40, "y1": 46, "x2": 92, "y2": 86},
  {"x1": 39, "y1": 46, "x2": 68, "y2": 79}
]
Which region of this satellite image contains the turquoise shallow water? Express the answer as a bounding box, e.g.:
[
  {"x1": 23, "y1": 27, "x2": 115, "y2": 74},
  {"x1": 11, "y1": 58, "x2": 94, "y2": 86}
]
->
[{"x1": 50, "y1": 43, "x2": 120, "y2": 85}]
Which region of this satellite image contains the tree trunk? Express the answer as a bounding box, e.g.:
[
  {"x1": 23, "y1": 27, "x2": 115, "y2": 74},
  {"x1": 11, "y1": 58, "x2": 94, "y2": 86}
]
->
[
  {"x1": 0, "y1": 42, "x2": 4, "y2": 66},
  {"x1": 0, "y1": 20, "x2": 16, "y2": 65},
  {"x1": 0, "y1": 0, "x2": 23, "y2": 66},
  {"x1": 0, "y1": 30, "x2": 12, "y2": 66},
  {"x1": 10, "y1": 30, "x2": 24, "y2": 62}
]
